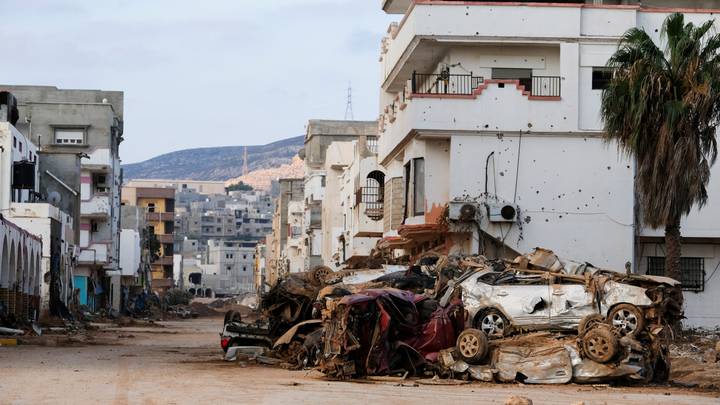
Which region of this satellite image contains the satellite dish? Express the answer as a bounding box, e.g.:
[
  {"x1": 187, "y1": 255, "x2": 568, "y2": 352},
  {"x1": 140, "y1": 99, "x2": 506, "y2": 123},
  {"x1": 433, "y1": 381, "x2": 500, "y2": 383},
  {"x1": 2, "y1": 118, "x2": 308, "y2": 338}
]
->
[{"x1": 48, "y1": 191, "x2": 62, "y2": 206}]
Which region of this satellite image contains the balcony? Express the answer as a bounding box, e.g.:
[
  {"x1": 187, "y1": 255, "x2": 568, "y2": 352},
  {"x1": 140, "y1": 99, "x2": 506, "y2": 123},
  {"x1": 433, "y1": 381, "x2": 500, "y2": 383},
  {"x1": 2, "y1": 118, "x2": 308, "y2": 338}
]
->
[
  {"x1": 146, "y1": 212, "x2": 174, "y2": 222},
  {"x1": 81, "y1": 195, "x2": 111, "y2": 217},
  {"x1": 380, "y1": 2, "x2": 637, "y2": 90},
  {"x1": 379, "y1": 75, "x2": 574, "y2": 163},
  {"x1": 411, "y1": 72, "x2": 560, "y2": 98},
  {"x1": 156, "y1": 234, "x2": 174, "y2": 244},
  {"x1": 152, "y1": 256, "x2": 174, "y2": 266},
  {"x1": 78, "y1": 243, "x2": 109, "y2": 265}
]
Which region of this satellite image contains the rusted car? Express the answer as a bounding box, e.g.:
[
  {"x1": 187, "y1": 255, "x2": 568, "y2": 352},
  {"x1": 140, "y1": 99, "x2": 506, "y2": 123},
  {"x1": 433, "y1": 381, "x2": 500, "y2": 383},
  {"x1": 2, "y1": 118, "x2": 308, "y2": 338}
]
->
[{"x1": 443, "y1": 267, "x2": 681, "y2": 339}]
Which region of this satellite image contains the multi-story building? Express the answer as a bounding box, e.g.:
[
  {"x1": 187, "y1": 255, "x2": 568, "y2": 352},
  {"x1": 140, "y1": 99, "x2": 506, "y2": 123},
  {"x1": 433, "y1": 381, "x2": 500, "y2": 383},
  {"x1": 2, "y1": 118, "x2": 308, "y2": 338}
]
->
[
  {"x1": 300, "y1": 120, "x2": 377, "y2": 271},
  {"x1": 0, "y1": 116, "x2": 56, "y2": 319},
  {"x1": 122, "y1": 186, "x2": 175, "y2": 292},
  {"x1": 267, "y1": 178, "x2": 303, "y2": 282},
  {"x1": 198, "y1": 240, "x2": 256, "y2": 296},
  {"x1": 335, "y1": 138, "x2": 385, "y2": 267},
  {"x1": 377, "y1": 0, "x2": 720, "y2": 327},
  {"x1": 3, "y1": 85, "x2": 123, "y2": 310}
]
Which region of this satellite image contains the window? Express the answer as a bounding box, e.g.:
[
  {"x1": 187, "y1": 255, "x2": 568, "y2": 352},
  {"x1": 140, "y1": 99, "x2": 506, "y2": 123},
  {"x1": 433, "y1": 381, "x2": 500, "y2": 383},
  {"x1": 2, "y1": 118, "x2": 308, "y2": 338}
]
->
[
  {"x1": 54, "y1": 129, "x2": 85, "y2": 145},
  {"x1": 592, "y1": 68, "x2": 613, "y2": 90},
  {"x1": 647, "y1": 256, "x2": 705, "y2": 292},
  {"x1": 413, "y1": 158, "x2": 425, "y2": 216}
]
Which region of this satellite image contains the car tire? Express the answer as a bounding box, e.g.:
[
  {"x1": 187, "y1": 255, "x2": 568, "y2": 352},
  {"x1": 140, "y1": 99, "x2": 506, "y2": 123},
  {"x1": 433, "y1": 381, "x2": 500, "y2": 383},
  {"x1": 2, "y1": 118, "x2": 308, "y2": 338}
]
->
[
  {"x1": 476, "y1": 309, "x2": 509, "y2": 339},
  {"x1": 224, "y1": 310, "x2": 241, "y2": 325},
  {"x1": 581, "y1": 326, "x2": 619, "y2": 364},
  {"x1": 578, "y1": 314, "x2": 605, "y2": 335},
  {"x1": 456, "y1": 328, "x2": 489, "y2": 364},
  {"x1": 607, "y1": 304, "x2": 645, "y2": 338},
  {"x1": 309, "y1": 266, "x2": 333, "y2": 286}
]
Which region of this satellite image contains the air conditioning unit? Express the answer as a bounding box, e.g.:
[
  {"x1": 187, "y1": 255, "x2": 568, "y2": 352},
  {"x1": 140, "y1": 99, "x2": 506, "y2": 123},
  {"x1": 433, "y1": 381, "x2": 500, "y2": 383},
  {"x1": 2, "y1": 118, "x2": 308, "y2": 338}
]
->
[
  {"x1": 448, "y1": 201, "x2": 481, "y2": 222},
  {"x1": 487, "y1": 203, "x2": 518, "y2": 223}
]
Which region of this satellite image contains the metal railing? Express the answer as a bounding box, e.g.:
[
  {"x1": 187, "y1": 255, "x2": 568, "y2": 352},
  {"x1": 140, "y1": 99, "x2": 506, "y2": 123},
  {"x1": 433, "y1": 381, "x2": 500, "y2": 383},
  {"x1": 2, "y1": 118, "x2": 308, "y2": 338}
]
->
[
  {"x1": 411, "y1": 71, "x2": 561, "y2": 98},
  {"x1": 412, "y1": 71, "x2": 484, "y2": 95},
  {"x1": 526, "y1": 76, "x2": 561, "y2": 97}
]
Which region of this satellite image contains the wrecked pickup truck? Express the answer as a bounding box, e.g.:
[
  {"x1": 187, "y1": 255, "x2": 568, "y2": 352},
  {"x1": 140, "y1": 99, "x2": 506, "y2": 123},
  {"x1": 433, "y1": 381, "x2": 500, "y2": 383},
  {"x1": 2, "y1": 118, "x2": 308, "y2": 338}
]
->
[{"x1": 443, "y1": 250, "x2": 683, "y2": 339}]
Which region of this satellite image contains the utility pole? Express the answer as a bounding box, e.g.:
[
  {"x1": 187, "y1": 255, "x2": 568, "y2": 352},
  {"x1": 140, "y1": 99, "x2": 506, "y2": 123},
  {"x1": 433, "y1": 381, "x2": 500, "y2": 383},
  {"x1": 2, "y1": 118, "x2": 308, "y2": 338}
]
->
[{"x1": 344, "y1": 82, "x2": 354, "y2": 120}]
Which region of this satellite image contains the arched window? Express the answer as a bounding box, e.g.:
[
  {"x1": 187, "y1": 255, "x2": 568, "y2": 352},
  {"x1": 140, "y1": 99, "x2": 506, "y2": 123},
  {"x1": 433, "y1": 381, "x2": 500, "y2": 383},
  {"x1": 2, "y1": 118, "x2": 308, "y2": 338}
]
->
[{"x1": 362, "y1": 171, "x2": 385, "y2": 221}]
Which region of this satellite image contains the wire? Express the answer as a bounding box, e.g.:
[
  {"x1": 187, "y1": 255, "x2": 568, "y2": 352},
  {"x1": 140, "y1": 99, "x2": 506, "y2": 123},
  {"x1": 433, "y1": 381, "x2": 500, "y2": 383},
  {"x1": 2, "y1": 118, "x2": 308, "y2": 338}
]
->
[{"x1": 513, "y1": 130, "x2": 522, "y2": 204}]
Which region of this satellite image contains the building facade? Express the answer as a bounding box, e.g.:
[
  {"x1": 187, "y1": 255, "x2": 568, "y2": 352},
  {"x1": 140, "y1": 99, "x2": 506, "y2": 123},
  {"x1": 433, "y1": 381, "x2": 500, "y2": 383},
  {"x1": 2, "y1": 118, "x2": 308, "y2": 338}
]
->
[
  {"x1": 122, "y1": 186, "x2": 175, "y2": 291},
  {"x1": 377, "y1": 0, "x2": 720, "y2": 328},
  {"x1": 2, "y1": 85, "x2": 123, "y2": 311}
]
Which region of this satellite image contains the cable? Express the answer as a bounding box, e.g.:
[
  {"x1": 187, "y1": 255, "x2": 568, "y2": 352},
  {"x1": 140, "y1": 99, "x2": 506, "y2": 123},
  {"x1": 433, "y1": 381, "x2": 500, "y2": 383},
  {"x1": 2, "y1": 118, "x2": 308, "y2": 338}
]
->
[{"x1": 513, "y1": 130, "x2": 522, "y2": 204}]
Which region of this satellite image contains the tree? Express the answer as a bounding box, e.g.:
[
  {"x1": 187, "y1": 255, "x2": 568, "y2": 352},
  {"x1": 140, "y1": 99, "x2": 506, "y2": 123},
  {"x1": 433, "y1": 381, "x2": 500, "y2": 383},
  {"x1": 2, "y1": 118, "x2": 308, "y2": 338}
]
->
[{"x1": 601, "y1": 13, "x2": 720, "y2": 281}]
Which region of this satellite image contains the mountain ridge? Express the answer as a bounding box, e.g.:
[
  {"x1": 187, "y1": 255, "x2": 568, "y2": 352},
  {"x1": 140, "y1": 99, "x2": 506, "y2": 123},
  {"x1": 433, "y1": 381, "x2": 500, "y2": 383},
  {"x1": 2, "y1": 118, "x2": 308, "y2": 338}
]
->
[{"x1": 122, "y1": 135, "x2": 305, "y2": 181}]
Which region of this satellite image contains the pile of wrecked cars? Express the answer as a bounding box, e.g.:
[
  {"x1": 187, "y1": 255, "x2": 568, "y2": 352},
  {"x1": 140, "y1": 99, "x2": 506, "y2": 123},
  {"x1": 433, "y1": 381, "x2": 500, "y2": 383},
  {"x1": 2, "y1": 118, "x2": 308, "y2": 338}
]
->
[{"x1": 221, "y1": 248, "x2": 683, "y2": 385}]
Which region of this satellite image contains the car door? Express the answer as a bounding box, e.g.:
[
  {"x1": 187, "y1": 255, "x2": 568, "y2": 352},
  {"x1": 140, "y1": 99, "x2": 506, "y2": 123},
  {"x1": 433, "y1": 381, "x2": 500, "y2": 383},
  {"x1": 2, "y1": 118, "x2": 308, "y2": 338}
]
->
[
  {"x1": 491, "y1": 273, "x2": 551, "y2": 328},
  {"x1": 549, "y1": 276, "x2": 598, "y2": 330}
]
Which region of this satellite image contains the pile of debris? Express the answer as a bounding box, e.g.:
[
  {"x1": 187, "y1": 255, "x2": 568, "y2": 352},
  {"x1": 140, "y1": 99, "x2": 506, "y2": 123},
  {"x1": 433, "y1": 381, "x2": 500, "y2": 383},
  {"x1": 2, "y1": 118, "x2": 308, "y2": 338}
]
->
[{"x1": 221, "y1": 248, "x2": 686, "y2": 386}]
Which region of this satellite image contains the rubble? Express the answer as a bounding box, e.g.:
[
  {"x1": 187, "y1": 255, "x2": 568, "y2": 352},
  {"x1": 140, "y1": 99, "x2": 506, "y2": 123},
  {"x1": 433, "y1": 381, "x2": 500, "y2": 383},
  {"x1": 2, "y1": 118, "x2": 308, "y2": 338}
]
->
[{"x1": 220, "y1": 247, "x2": 692, "y2": 388}]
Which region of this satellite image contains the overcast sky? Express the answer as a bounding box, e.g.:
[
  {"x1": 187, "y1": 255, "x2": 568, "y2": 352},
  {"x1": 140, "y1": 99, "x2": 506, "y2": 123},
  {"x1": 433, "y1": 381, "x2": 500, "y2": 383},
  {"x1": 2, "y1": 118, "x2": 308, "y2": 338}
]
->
[{"x1": 0, "y1": 0, "x2": 394, "y2": 163}]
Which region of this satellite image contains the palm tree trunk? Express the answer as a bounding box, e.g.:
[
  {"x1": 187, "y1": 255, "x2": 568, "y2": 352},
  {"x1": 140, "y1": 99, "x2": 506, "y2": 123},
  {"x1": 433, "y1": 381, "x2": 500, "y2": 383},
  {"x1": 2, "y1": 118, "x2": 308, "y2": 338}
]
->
[{"x1": 665, "y1": 218, "x2": 682, "y2": 282}]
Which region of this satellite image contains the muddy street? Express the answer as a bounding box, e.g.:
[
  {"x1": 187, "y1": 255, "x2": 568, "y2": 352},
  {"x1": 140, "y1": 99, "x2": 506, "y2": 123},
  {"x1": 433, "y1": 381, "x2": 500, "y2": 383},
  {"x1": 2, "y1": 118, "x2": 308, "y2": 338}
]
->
[{"x1": 0, "y1": 316, "x2": 715, "y2": 405}]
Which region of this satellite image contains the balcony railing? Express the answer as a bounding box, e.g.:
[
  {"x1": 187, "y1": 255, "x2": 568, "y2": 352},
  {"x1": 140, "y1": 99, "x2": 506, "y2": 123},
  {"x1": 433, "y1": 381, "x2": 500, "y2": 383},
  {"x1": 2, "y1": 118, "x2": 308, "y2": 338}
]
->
[
  {"x1": 522, "y1": 76, "x2": 561, "y2": 98},
  {"x1": 411, "y1": 72, "x2": 561, "y2": 98},
  {"x1": 412, "y1": 72, "x2": 484, "y2": 95}
]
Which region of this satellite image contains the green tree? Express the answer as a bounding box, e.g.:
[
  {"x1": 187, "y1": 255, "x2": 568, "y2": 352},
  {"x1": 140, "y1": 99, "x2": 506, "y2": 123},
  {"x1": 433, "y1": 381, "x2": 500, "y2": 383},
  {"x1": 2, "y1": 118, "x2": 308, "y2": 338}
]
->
[{"x1": 601, "y1": 13, "x2": 720, "y2": 281}]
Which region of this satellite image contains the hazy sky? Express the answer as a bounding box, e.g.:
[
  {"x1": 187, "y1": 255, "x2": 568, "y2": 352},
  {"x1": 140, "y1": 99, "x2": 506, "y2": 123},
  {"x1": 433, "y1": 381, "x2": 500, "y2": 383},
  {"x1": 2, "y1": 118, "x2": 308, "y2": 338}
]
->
[{"x1": 0, "y1": 0, "x2": 394, "y2": 163}]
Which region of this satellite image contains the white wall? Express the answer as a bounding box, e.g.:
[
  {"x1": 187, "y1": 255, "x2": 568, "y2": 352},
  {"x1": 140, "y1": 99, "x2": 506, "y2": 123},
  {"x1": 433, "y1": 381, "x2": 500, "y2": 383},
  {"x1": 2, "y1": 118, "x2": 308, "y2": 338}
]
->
[{"x1": 119, "y1": 229, "x2": 140, "y2": 277}]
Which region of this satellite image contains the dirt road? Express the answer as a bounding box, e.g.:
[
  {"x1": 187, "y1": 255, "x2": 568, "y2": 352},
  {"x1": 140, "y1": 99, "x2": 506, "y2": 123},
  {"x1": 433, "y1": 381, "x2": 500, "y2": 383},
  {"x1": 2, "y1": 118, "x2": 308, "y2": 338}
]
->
[{"x1": 0, "y1": 316, "x2": 717, "y2": 405}]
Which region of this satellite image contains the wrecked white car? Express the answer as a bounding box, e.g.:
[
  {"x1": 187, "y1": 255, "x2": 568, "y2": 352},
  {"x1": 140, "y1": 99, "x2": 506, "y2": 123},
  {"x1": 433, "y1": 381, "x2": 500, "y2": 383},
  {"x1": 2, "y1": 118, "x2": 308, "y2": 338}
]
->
[{"x1": 444, "y1": 266, "x2": 682, "y2": 339}]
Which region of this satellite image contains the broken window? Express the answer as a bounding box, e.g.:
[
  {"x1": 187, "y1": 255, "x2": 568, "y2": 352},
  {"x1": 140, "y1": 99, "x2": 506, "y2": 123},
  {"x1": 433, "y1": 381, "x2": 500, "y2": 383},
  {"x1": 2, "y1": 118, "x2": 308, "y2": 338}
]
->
[
  {"x1": 647, "y1": 256, "x2": 705, "y2": 292},
  {"x1": 592, "y1": 68, "x2": 613, "y2": 90}
]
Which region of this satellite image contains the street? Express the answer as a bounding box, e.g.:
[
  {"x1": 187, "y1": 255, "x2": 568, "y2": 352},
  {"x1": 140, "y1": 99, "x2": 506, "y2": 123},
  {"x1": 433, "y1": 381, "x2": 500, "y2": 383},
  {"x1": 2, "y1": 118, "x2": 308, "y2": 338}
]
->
[{"x1": 0, "y1": 316, "x2": 717, "y2": 405}]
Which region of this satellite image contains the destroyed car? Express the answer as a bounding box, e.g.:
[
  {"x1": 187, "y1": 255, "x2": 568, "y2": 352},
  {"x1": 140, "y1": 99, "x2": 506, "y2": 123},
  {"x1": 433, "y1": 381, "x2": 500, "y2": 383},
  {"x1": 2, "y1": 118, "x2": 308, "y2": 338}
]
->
[
  {"x1": 319, "y1": 288, "x2": 464, "y2": 379},
  {"x1": 443, "y1": 266, "x2": 682, "y2": 339}
]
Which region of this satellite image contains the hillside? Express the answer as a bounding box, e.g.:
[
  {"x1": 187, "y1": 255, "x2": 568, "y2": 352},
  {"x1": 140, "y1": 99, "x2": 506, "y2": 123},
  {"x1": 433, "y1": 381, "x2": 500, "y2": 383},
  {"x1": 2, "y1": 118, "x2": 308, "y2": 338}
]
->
[
  {"x1": 225, "y1": 155, "x2": 304, "y2": 191},
  {"x1": 122, "y1": 136, "x2": 304, "y2": 181}
]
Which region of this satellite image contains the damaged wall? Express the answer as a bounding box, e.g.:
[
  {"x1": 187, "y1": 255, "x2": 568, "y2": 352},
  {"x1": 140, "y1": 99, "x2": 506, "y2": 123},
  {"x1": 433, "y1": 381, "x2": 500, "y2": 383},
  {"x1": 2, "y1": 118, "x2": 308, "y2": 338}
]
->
[{"x1": 449, "y1": 134, "x2": 634, "y2": 270}]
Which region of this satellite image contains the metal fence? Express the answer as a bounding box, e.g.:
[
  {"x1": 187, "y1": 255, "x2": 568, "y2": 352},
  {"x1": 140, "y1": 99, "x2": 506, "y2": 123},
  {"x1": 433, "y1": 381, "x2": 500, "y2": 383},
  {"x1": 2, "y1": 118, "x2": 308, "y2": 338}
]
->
[{"x1": 412, "y1": 72, "x2": 484, "y2": 95}]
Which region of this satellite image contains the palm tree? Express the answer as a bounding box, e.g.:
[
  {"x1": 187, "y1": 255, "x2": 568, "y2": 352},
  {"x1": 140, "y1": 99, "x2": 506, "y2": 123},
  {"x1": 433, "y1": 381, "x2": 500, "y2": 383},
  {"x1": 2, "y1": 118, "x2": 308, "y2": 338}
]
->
[{"x1": 601, "y1": 13, "x2": 720, "y2": 281}]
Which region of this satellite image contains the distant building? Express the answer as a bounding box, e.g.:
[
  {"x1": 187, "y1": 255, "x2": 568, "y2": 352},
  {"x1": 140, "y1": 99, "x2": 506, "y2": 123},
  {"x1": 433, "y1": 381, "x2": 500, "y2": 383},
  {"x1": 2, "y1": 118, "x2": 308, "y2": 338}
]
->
[
  {"x1": 122, "y1": 186, "x2": 175, "y2": 292},
  {"x1": 124, "y1": 179, "x2": 226, "y2": 195}
]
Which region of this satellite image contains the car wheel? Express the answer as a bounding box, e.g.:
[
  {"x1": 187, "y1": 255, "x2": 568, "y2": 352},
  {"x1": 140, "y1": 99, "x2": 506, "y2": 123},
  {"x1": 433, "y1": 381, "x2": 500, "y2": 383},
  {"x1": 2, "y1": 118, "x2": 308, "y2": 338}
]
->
[
  {"x1": 477, "y1": 309, "x2": 508, "y2": 339},
  {"x1": 224, "y1": 310, "x2": 242, "y2": 325},
  {"x1": 607, "y1": 304, "x2": 645, "y2": 338},
  {"x1": 581, "y1": 326, "x2": 619, "y2": 364},
  {"x1": 310, "y1": 266, "x2": 333, "y2": 286},
  {"x1": 456, "y1": 328, "x2": 489, "y2": 364},
  {"x1": 578, "y1": 314, "x2": 605, "y2": 335}
]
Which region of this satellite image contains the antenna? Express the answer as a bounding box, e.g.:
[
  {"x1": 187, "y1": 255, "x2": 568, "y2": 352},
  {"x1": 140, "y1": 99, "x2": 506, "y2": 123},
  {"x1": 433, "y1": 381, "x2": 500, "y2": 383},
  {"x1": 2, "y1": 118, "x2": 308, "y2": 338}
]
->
[
  {"x1": 344, "y1": 82, "x2": 354, "y2": 120},
  {"x1": 242, "y1": 146, "x2": 249, "y2": 176}
]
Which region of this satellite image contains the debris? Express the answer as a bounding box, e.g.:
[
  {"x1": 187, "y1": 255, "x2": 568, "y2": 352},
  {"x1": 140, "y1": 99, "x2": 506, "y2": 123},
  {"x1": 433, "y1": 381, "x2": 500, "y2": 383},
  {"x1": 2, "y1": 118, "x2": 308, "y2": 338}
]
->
[
  {"x1": 0, "y1": 326, "x2": 24, "y2": 336},
  {"x1": 505, "y1": 395, "x2": 533, "y2": 405}
]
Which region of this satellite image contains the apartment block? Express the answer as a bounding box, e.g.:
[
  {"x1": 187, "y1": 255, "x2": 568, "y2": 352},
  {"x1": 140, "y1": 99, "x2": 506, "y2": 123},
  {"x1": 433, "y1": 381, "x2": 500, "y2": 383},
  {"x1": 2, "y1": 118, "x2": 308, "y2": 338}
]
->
[
  {"x1": 377, "y1": 0, "x2": 720, "y2": 327},
  {"x1": 2, "y1": 85, "x2": 123, "y2": 310}
]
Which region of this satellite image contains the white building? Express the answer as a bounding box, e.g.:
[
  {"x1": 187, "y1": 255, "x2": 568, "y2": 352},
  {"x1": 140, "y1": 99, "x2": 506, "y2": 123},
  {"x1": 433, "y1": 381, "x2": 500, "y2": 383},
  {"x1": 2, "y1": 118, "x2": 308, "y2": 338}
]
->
[
  {"x1": 378, "y1": 0, "x2": 720, "y2": 328},
  {"x1": 0, "y1": 120, "x2": 75, "y2": 316},
  {"x1": 335, "y1": 138, "x2": 385, "y2": 267}
]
